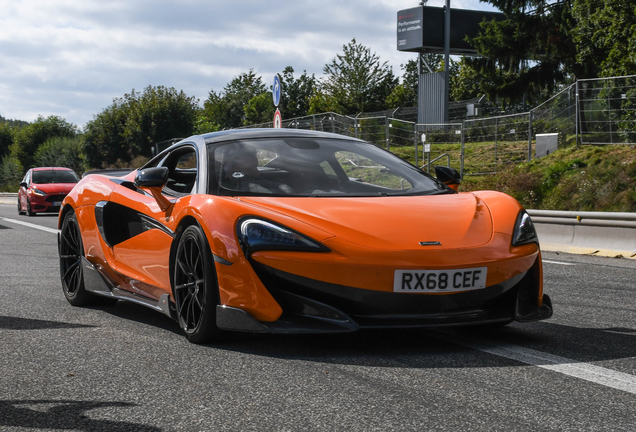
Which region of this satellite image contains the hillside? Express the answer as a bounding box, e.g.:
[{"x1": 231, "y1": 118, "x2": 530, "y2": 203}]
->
[{"x1": 459, "y1": 145, "x2": 636, "y2": 212}]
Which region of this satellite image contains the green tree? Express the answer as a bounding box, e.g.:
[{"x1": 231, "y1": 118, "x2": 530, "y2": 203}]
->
[
  {"x1": 387, "y1": 58, "x2": 421, "y2": 108},
  {"x1": 193, "y1": 111, "x2": 220, "y2": 135},
  {"x1": 244, "y1": 92, "x2": 275, "y2": 125},
  {"x1": 10, "y1": 116, "x2": 77, "y2": 170},
  {"x1": 0, "y1": 122, "x2": 13, "y2": 158},
  {"x1": 307, "y1": 91, "x2": 339, "y2": 115},
  {"x1": 83, "y1": 103, "x2": 130, "y2": 168},
  {"x1": 203, "y1": 70, "x2": 266, "y2": 128},
  {"x1": 84, "y1": 85, "x2": 199, "y2": 168},
  {"x1": 321, "y1": 39, "x2": 397, "y2": 114},
  {"x1": 34, "y1": 136, "x2": 85, "y2": 175},
  {"x1": 572, "y1": 0, "x2": 636, "y2": 77},
  {"x1": 0, "y1": 114, "x2": 29, "y2": 129},
  {"x1": 280, "y1": 66, "x2": 317, "y2": 119},
  {"x1": 0, "y1": 155, "x2": 23, "y2": 191},
  {"x1": 449, "y1": 57, "x2": 483, "y2": 102},
  {"x1": 464, "y1": 1, "x2": 579, "y2": 107}
]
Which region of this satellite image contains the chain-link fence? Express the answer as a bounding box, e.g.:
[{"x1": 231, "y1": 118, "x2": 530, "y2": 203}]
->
[
  {"x1": 416, "y1": 124, "x2": 463, "y2": 174},
  {"x1": 578, "y1": 75, "x2": 636, "y2": 145},
  {"x1": 533, "y1": 83, "x2": 577, "y2": 148},
  {"x1": 231, "y1": 75, "x2": 636, "y2": 176},
  {"x1": 462, "y1": 113, "x2": 532, "y2": 175}
]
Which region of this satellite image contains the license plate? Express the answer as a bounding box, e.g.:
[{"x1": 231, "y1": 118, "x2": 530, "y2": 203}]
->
[
  {"x1": 53, "y1": 201, "x2": 62, "y2": 206},
  {"x1": 394, "y1": 267, "x2": 488, "y2": 293}
]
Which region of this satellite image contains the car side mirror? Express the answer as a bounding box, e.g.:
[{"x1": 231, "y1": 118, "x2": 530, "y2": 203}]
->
[
  {"x1": 134, "y1": 167, "x2": 173, "y2": 212},
  {"x1": 435, "y1": 165, "x2": 461, "y2": 191},
  {"x1": 134, "y1": 167, "x2": 169, "y2": 188},
  {"x1": 19, "y1": 182, "x2": 28, "y2": 188}
]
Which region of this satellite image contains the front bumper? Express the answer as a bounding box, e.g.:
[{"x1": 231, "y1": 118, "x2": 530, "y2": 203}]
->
[
  {"x1": 215, "y1": 258, "x2": 553, "y2": 333},
  {"x1": 29, "y1": 194, "x2": 65, "y2": 213}
]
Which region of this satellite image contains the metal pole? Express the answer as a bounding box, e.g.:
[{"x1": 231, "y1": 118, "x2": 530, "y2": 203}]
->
[
  {"x1": 575, "y1": 80, "x2": 579, "y2": 147},
  {"x1": 443, "y1": 0, "x2": 451, "y2": 123},
  {"x1": 528, "y1": 111, "x2": 533, "y2": 162},
  {"x1": 414, "y1": 128, "x2": 419, "y2": 167},
  {"x1": 313, "y1": 115, "x2": 317, "y2": 131},
  {"x1": 460, "y1": 121, "x2": 465, "y2": 178},
  {"x1": 608, "y1": 80, "x2": 613, "y2": 144},
  {"x1": 385, "y1": 116, "x2": 390, "y2": 150},
  {"x1": 494, "y1": 118, "x2": 498, "y2": 174}
]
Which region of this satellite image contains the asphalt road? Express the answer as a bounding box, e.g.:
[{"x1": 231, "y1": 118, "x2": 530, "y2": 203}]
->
[{"x1": 1, "y1": 202, "x2": 635, "y2": 431}]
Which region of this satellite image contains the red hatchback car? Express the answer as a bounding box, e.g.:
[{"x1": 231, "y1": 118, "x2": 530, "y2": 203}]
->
[{"x1": 18, "y1": 167, "x2": 79, "y2": 216}]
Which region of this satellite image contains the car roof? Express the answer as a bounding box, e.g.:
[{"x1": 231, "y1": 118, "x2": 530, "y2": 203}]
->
[
  {"x1": 31, "y1": 167, "x2": 74, "y2": 171},
  {"x1": 144, "y1": 128, "x2": 367, "y2": 170},
  {"x1": 201, "y1": 128, "x2": 365, "y2": 145}
]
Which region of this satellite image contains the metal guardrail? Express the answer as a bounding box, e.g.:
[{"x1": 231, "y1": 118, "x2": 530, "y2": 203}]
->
[
  {"x1": 0, "y1": 193, "x2": 18, "y2": 197},
  {"x1": 528, "y1": 209, "x2": 636, "y2": 255},
  {"x1": 528, "y1": 210, "x2": 636, "y2": 229}
]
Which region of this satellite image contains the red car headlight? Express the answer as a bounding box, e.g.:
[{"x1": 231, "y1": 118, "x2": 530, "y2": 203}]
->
[{"x1": 30, "y1": 188, "x2": 47, "y2": 197}]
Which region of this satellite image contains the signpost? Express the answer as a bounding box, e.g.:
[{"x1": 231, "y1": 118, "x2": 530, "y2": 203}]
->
[
  {"x1": 273, "y1": 75, "x2": 282, "y2": 128},
  {"x1": 423, "y1": 135, "x2": 431, "y2": 172},
  {"x1": 397, "y1": 4, "x2": 504, "y2": 124}
]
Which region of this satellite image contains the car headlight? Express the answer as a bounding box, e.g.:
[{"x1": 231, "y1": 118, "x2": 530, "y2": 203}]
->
[
  {"x1": 512, "y1": 210, "x2": 538, "y2": 246},
  {"x1": 237, "y1": 217, "x2": 330, "y2": 256},
  {"x1": 31, "y1": 188, "x2": 47, "y2": 197}
]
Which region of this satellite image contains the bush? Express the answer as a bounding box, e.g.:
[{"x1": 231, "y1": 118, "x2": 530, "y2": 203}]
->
[
  {"x1": 11, "y1": 116, "x2": 77, "y2": 170},
  {"x1": 0, "y1": 155, "x2": 23, "y2": 192},
  {"x1": 84, "y1": 85, "x2": 199, "y2": 168},
  {"x1": 34, "y1": 136, "x2": 86, "y2": 175}
]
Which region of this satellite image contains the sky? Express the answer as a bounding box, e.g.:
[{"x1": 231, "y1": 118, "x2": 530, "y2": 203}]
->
[{"x1": 0, "y1": 0, "x2": 496, "y2": 129}]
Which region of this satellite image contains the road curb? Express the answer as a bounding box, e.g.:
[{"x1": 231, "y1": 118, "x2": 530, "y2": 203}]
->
[{"x1": 540, "y1": 243, "x2": 636, "y2": 259}]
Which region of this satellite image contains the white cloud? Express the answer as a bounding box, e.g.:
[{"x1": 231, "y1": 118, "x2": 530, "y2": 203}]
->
[{"x1": 0, "y1": 0, "x2": 497, "y2": 128}]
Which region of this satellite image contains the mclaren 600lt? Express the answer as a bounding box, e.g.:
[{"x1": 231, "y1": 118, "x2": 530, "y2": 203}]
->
[{"x1": 58, "y1": 129, "x2": 552, "y2": 343}]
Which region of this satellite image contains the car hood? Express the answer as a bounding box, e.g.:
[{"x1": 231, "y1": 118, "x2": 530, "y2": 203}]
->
[
  {"x1": 240, "y1": 193, "x2": 493, "y2": 250},
  {"x1": 32, "y1": 183, "x2": 76, "y2": 194}
]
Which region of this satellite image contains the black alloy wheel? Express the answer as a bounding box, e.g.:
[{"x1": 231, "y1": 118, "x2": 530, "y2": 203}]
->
[
  {"x1": 26, "y1": 198, "x2": 34, "y2": 216},
  {"x1": 59, "y1": 212, "x2": 91, "y2": 306},
  {"x1": 173, "y1": 224, "x2": 221, "y2": 343}
]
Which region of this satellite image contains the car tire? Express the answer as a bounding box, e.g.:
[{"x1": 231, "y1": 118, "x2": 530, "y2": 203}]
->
[
  {"x1": 59, "y1": 211, "x2": 117, "y2": 307},
  {"x1": 18, "y1": 200, "x2": 25, "y2": 215},
  {"x1": 59, "y1": 211, "x2": 92, "y2": 306},
  {"x1": 173, "y1": 224, "x2": 223, "y2": 344},
  {"x1": 26, "y1": 198, "x2": 34, "y2": 216}
]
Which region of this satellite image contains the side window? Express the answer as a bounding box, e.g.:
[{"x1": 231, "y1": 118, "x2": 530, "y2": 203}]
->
[
  {"x1": 161, "y1": 146, "x2": 198, "y2": 195},
  {"x1": 176, "y1": 152, "x2": 196, "y2": 169}
]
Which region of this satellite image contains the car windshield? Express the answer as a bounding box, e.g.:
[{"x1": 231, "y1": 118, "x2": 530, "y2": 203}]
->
[
  {"x1": 32, "y1": 170, "x2": 79, "y2": 184},
  {"x1": 208, "y1": 137, "x2": 450, "y2": 197}
]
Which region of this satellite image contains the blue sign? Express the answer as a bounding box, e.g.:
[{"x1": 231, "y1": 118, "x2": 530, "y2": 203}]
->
[{"x1": 272, "y1": 75, "x2": 281, "y2": 107}]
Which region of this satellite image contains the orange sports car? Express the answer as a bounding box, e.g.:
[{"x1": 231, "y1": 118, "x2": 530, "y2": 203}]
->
[{"x1": 58, "y1": 129, "x2": 552, "y2": 343}]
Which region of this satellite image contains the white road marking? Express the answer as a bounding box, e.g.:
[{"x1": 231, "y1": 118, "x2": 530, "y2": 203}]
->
[
  {"x1": 448, "y1": 334, "x2": 636, "y2": 395},
  {"x1": 0, "y1": 217, "x2": 60, "y2": 235},
  {"x1": 542, "y1": 260, "x2": 577, "y2": 266}
]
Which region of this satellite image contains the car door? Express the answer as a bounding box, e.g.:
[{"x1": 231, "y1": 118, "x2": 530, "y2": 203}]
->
[
  {"x1": 102, "y1": 144, "x2": 199, "y2": 299},
  {"x1": 19, "y1": 171, "x2": 30, "y2": 210}
]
